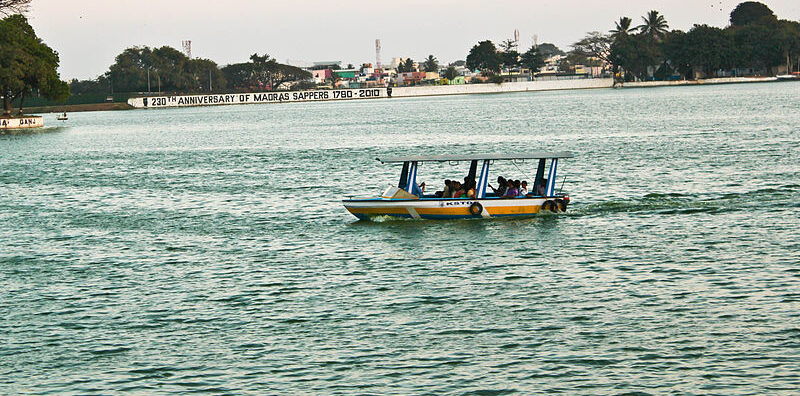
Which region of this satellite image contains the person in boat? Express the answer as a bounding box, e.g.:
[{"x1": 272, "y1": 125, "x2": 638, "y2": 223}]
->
[
  {"x1": 465, "y1": 179, "x2": 477, "y2": 199},
  {"x1": 439, "y1": 180, "x2": 452, "y2": 198},
  {"x1": 536, "y1": 178, "x2": 547, "y2": 196},
  {"x1": 450, "y1": 181, "x2": 464, "y2": 198},
  {"x1": 408, "y1": 181, "x2": 425, "y2": 196},
  {"x1": 520, "y1": 180, "x2": 529, "y2": 195},
  {"x1": 488, "y1": 176, "x2": 507, "y2": 197},
  {"x1": 505, "y1": 181, "x2": 519, "y2": 197}
]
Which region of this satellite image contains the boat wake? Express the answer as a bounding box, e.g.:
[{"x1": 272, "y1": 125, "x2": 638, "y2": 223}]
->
[{"x1": 571, "y1": 184, "x2": 799, "y2": 217}]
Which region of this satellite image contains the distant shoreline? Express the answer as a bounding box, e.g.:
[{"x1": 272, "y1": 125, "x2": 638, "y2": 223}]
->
[
  {"x1": 23, "y1": 102, "x2": 133, "y2": 114},
  {"x1": 25, "y1": 77, "x2": 781, "y2": 114}
]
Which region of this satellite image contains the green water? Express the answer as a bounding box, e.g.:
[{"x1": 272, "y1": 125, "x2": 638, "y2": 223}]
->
[{"x1": 2, "y1": 83, "x2": 799, "y2": 395}]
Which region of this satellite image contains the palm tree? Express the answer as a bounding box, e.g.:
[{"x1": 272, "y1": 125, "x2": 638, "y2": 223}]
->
[
  {"x1": 610, "y1": 17, "x2": 635, "y2": 38},
  {"x1": 637, "y1": 10, "x2": 669, "y2": 38},
  {"x1": 422, "y1": 55, "x2": 438, "y2": 72}
]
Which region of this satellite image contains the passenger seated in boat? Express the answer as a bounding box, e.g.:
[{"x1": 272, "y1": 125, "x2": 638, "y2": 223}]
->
[
  {"x1": 409, "y1": 181, "x2": 425, "y2": 196},
  {"x1": 465, "y1": 179, "x2": 476, "y2": 199},
  {"x1": 450, "y1": 181, "x2": 464, "y2": 198},
  {"x1": 488, "y1": 176, "x2": 507, "y2": 197},
  {"x1": 505, "y1": 181, "x2": 519, "y2": 197},
  {"x1": 520, "y1": 180, "x2": 529, "y2": 195},
  {"x1": 536, "y1": 179, "x2": 547, "y2": 196},
  {"x1": 437, "y1": 179, "x2": 452, "y2": 198}
]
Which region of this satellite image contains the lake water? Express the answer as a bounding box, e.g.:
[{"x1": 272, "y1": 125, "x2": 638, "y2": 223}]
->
[{"x1": 2, "y1": 82, "x2": 799, "y2": 395}]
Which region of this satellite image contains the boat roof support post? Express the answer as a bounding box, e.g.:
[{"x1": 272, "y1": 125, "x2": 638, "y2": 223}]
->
[
  {"x1": 533, "y1": 159, "x2": 546, "y2": 195},
  {"x1": 398, "y1": 161, "x2": 409, "y2": 188},
  {"x1": 406, "y1": 161, "x2": 421, "y2": 196},
  {"x1": 476, "y1": 160, "x2": 491, "y2": 199},
  {"x1": 468, "y1": 160, "x2": 478, "y2": 183},
  {"x1": 546, "y1": 158, "x2": 558, "y2": 196}
]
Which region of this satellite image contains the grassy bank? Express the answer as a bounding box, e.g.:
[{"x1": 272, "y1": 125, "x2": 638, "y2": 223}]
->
[{"x1": 25, "y1": 102, "x2": 133, "y2": 114}]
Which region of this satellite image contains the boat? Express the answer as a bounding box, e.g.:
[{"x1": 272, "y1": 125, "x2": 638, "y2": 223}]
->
[
  {"x1": 343, "y1": 152, "x2": 573, "y2": 220},
  {"x1": 56, "y1": 112, "x2": 68, "y2": 121},
  {"x1": 776, "y1": 74, "x2": 798, "y2": 81}
]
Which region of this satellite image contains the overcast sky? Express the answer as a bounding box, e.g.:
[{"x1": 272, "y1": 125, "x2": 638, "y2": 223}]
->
[{"x1": 28, "y1": 0, "x2": 800, "y2": 80}]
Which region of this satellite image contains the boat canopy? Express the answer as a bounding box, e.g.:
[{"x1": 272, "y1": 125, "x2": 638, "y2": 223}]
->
[{"x1": 377, "y1": 152, "x2": 573, "y2": 164}]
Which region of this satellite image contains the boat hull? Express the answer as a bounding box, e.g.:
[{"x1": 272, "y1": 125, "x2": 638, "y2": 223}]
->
[{"x1": 343, "y1": 197, "x2": 568, "y2": 220}]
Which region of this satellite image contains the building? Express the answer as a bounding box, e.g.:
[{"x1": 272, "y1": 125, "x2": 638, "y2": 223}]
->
[
  {"x1": 313, "y1": 61, "x2": 342, "y2": 69},
  {"x1": 312, "y1": 69, "x2": 332, "y2": 84},
  {"x1": 396, "y1": 71, "x2": 439, "y2": 86},
  {"x1": 438, "y1": 76, "x2": 466, "y2": 85}
]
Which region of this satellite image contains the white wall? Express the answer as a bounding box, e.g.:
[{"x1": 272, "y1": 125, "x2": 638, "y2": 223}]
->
[
  {"x1": 391, "y1": 78, "x2": 613, "y2": 97},
  {"x1": 0, "y1": 116, "x2": 44, "y2": 129}
]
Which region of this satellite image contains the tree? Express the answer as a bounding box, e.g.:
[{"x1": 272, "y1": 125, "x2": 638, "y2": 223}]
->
[
  {"x1": 188, "y1": 58, "x2": 226, "y2": 91},
  {"x1": 778, "y1": 20, "x2": 800, "y2": 73},
  {"x1": 106, "y1": 47, "x2": 150, "y2": 92},
  {"x1": 0, "y1": 0, "x2": 30, "y2": 16},
  {"x1": 682, "y1": 25, "x2": 735, "y2": 77},
  {"x1": 663, "y1": 30, "x2": 693, "y2": 79},
  {"x1": 730, "y1": 1, "x2": 777, "y2": 27},
  {"x1": 105, "y1": 45, "x2": 226, "y2": 93},
  {"x1": 499, "y1": 38, "x2": 521, "y2": 70},
  {"x1": 610, "y1": 17, "x2": 635, "y2": 39},
  {"x1": 396, "y1": 59, "x2": 406, "y2": 73},
  {"x1": 520, "y1": 45, "x2": 545, "y2": 74},
  {"x1": 221, "y1": 53, "x2": 311, "y2": 91},
  {"x1": 733, "y1": 23, "x2": 783, "y2": 73},
  {"x1": 69, "y1": 77, "x2": 110, "y2": 95},
  {"x1": 0, "y1": 14, "x2": 68, "y2": 115},
  {"x1": 610, "y1": 33, "x2": 661, "y2": 80},
  {"x1": 422, "y1": 55, "x2": 438, "y2": 72},
  {"x1": 638, "y1": 10, "x2": 669, "y2": 38},
  {"x1": 572, "y1": 31, "x2": 613, "y2": 65},
  {"x1": 444, "y1": 66, "x2": 458, "y2": 80},
  {"x1": 151, "y1": 46, "x2": 196, "y2": 91},
  {"x1": 499, "y1": 39, "x2": 517, "y2": 52},
  {"x1": 466, "y1": 40, "x2": 501, "y2": 72},
  {"x1": 535, "y1": 43, "x2": 565, "y2": 59},
  {"x1": 397, "y1": 58, "x2": 415, "y2": 73},
  {"x1": 328, "y1": 71, "x2": 340, "y2": 87},
  {"x1": 501, "y1": 49, "x2": 520, "y2": 70}
]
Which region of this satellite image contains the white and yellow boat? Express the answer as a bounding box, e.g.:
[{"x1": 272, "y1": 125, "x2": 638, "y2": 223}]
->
[{"x1": 343, "y1": 152, "x2": 573, "y2": 220}]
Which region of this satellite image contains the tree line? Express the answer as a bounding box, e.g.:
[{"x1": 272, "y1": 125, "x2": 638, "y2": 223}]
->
[
  {"x1": 99, "y1": 48, "x2": 312, "y2": 94},
  {"x1": 571, "y1": 2, "x2": 800, "y2": 82},
  {"x1": 464, "y1": 39, "x2": 550, "y2": 77},
  {"x1": 459, "y1": 2, "x2": 799, "y2": 82},
  {"x1": 4, "y1": 0, "x2": 800, "y2": 113}
]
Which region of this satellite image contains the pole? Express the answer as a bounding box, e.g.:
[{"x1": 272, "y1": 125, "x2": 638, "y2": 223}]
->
[
  {"x1": 147, "y1": 68, "x2": 151, "y2": 92},
  {"x1": 209, "y1": 69, "x2": 212, "y2": 91}
]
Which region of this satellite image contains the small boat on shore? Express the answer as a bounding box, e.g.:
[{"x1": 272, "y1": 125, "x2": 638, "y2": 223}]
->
[{"x1": 343, "y1": 152, "x2": 573, "y2": 220}]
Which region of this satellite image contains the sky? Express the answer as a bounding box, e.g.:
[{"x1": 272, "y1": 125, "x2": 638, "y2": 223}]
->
[{"x1": 27, "y1": 0, "x2": 800, "y2": 80}]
